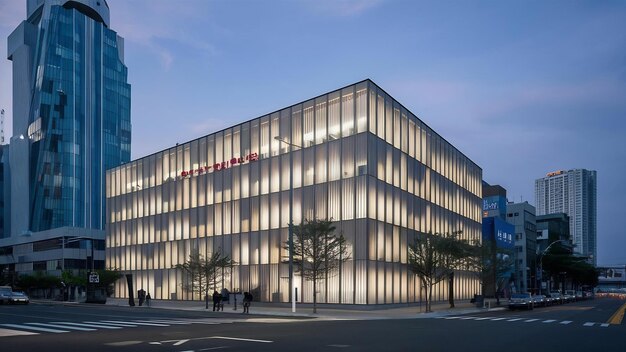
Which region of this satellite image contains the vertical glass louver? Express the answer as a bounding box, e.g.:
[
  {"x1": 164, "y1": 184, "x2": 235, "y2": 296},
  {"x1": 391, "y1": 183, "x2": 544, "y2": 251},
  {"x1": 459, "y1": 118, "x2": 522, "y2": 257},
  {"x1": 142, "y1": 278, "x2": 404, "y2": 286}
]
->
[{"x1": 28, "y1": 5, "x2": 130, "y2": 231}]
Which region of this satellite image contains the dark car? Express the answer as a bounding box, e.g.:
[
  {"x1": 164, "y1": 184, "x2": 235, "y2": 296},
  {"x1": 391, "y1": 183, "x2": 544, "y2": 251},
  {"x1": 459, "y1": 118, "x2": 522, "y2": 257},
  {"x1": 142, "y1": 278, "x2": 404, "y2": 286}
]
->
[
  {"x1": 9, "y1": 291, "x2": 29, "y2": 305},
  {"x1": 0, "y1": 286, "x2": 12, "y2": 305},
  {"x1": 509, "y1": 293, "x2": 534, "y2": 310}
]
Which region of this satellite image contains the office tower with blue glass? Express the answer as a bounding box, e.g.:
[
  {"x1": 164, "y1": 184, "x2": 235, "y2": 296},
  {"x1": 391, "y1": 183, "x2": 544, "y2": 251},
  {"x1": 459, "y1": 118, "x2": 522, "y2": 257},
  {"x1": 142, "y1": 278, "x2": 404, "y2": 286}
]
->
[{"x1": 0, "y1": 0, "x2": 130, "y2": 276}]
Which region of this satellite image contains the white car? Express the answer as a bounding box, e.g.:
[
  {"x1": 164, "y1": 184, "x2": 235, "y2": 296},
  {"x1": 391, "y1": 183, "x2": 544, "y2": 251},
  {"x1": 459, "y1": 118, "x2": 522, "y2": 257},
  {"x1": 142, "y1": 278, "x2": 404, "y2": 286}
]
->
[
  {"x1": 9, "y1": 291, "x2": 29, "y2": 305},
  {"x1": 509, "y1": 293, "x2": 534, "y2": 310}
]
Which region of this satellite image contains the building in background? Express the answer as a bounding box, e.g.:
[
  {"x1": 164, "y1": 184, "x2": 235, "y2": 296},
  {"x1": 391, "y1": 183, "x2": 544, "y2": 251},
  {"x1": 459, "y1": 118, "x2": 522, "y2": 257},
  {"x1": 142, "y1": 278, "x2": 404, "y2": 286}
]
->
[
  {"x1": 1, "y1": 108, "x2": 5, "y2": 145},
  {"x1": 535, "y1": 213, "x2": 572, "y2": 292},
  {"x1": 482, "y1": 182, "x2": 515, "y2": 297},
  {"x1": 106, "y1": 79, "x2": 483, "y2": 304},
  {"x1": 0, "y1": 0, "x2": 130, "y2": 279},
  {"x1": 535, "y1": 169, "x2": 597, "y2": 265},
  {"x1": 507, "y1": 201, "x2": 537, "y2": 294}
]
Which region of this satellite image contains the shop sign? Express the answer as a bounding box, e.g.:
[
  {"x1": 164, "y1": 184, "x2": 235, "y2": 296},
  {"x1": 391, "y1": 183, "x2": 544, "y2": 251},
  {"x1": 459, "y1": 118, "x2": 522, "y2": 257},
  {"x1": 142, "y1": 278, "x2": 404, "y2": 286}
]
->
[{"x1": 180, "y1": 152, "x2": 259, "y2": 178}]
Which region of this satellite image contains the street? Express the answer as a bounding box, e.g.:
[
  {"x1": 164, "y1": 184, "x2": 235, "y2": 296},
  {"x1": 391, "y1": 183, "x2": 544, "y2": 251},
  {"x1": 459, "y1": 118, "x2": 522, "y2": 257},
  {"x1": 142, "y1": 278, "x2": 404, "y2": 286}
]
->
[{"x1": 0, "y1": 298, "x2": 623, "y2": 351}]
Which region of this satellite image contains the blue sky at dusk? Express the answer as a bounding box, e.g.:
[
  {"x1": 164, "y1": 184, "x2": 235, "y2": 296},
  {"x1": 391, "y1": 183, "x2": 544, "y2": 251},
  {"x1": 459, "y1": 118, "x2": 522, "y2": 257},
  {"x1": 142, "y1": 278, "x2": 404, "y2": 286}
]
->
[{"x1": 0, "y1": 0, "x2": 625, "y2": 265}]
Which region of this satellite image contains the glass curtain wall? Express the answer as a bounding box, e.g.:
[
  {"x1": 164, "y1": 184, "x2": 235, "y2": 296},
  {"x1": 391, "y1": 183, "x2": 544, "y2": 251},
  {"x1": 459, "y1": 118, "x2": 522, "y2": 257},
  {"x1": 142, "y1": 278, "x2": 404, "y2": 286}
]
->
[{"x1": 106, "y1": 80, "x2": 482, "y2": 304}]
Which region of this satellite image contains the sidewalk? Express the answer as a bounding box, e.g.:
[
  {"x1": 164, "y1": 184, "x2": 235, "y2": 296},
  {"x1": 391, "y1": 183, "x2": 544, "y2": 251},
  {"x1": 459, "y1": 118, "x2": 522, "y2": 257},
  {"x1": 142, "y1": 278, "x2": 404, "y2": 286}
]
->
[{"x1": 102, "y1": 297, "x2": 506, "y2": 320}]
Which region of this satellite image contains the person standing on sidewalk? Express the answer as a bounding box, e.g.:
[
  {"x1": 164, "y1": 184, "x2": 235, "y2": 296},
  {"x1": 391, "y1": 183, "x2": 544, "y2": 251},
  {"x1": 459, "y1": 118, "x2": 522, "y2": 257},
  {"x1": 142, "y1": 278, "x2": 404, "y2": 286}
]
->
[
  {"x1": 212, "y1": 290, "x2": 221, "y2": 311},
  {"x1": 145, "y1": 293, "x2": 151, "y2": 307},
  {"x1": 242, "y1": 292, "x2": 252, "y2": 314}
]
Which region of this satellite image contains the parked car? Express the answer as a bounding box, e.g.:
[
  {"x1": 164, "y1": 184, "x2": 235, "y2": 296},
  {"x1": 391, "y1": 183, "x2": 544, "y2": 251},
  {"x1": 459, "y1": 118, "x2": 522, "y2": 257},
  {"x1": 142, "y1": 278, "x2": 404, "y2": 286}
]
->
[
  {"x1": 575, "y1": 291, "x2": 584, "y2": 301},
  {"x1": 582, "y1": 290, "x2": 594, "y2": 300},
  {"x1": 9, "y1": 291, "x2": 29, "y2": 305},
  {"x1": 532, "y1": 295, "x2": 547, "y2": 307},
  {"x1": 548, "y1": 291, "x2": 563, "y2": 304},
  {"x1": 0, "y1": 286, "x2": 12, "y2": 305},
  {"x1": 509, "y1": 293, "x2": 534, "y2": 310},
  {"x1": 564, "y1": 290, "x2": 576, "y2": 303}
]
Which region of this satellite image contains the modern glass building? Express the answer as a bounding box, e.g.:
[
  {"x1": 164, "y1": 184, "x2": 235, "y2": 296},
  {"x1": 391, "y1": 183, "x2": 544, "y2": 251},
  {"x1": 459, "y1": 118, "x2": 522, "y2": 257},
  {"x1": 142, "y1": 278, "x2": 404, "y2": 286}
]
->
[
  {"x1": 106, "y1": 80, "x2": 482, "y2": 304},
  {"x1": 1, "y1": 0, "x2": 129, "y2": 276}
]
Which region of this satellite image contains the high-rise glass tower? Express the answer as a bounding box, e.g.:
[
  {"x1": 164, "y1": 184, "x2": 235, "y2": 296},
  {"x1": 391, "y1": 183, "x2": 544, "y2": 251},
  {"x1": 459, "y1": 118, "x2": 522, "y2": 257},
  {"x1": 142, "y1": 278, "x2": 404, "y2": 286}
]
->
[
  {"x1": 535, "y1": 169, "x2": 597, "y2": 265},
  {"x1": 7, "y1": 0, "x2": 131, "y2": 234}
]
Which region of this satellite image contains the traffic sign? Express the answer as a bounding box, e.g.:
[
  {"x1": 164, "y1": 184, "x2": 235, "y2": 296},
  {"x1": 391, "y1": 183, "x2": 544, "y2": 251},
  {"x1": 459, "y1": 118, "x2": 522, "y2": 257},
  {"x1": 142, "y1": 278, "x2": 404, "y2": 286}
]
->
[{"x1": 89, "y1": 272, "x2": 100, "y2": 284}]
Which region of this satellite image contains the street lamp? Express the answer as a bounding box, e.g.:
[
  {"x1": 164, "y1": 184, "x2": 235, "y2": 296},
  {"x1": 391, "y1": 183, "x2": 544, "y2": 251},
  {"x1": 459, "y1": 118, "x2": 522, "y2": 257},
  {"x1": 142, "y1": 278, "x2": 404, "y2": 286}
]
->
[
  {"x1": 538, "y1": 239, "x2": 567, "y2": 294},
  {"x1": 274, "y1": 135, "x2": 301, "y2": 313}
]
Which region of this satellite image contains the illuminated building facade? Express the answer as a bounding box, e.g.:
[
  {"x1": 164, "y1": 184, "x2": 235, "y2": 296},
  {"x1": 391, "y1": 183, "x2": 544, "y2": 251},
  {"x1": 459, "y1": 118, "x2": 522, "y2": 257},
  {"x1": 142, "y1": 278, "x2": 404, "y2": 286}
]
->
[{"x1": 106, "y1": 80, "x2": 482, "y2": 304}]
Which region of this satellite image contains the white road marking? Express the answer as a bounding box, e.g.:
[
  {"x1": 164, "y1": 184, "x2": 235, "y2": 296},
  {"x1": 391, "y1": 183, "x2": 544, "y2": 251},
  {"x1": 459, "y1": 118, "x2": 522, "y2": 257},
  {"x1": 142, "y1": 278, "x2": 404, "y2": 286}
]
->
[
  {"x1": 490, "y1": 318, "x2": 507, "y2": 321},
  {"x1": 28, "y1": 322, "x2": 96, "y2": 331},
  {"x1": 84, "y1": 321, "x2": 137, "y2": 327},
  {"x1": 524, "y1": 319, "x2": 539, "y2": 323},
  {"x1": 506, "y1": 318, "x2": 523, "y2": 322},
  {"x1": 173, "y1": 339, "x2": 190, "y2": 346},
  {"x1": 1, "y1": 324, "x2": 67, "y2": 333},
  {"x1": 56, "y1": 322, "x2": 122, "y2": 329},
  {"x1": 600, "y1": 323, "x2": 609, "y2": 328},
  {"x1": 583, "y1": 322, "x2": 595, "y2": 327},
  {"x1": 211, "y1": 336, "x2": 273, "y2": 343},
  {"x1": 145, "y1": 320, "x2": 191, "y2": 325},
  {"x1": 105, "y1": 341, "x2": 143, "y2": 346},
  {"x1": 560, "y1": 321, "x2": 573, "y2": 324},
  {"x1": 105, "y1": 320, "x2": 170, "y2": 327},
  {"x1": 445, "y1": 316, "x2": 461, "y2": 320},
  {"x1": 460, "y1": 317, "x2": 478, "y2": 320},
  {"x1": 0, "y1": 328, "x2": 38, "y2": 337},
  {"x1": 198, "y1": 347, "x2": 229, "y2": 351},
  {"x1": 542, "y1": 320, "x2": 556, "y2": 323},
  {"x1": 474, "y1": 317, "x2": 494, "y2": 320}
]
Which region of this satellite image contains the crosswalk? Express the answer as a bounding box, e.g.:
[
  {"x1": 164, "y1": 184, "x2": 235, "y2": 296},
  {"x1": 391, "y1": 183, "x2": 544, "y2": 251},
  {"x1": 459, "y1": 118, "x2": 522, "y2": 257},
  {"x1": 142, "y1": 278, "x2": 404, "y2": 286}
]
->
[
  {"x1": 0, "y1": 318, "x2": 224, "y2": 338},
  {"x1": 435, "y1": 316, "x2": 612, "y2": 328}
]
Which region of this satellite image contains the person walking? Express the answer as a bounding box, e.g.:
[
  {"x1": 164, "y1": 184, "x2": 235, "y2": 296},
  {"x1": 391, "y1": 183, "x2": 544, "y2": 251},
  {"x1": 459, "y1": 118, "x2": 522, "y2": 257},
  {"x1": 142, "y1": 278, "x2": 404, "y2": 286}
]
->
[
  {"x1": 242, "y1": 291, "x2": 252, "y2": 314},
  {"x1": 145, "y1": 293, "x2": 151, "y2": 307},
  {"x1": 212, "y1": 290, "x2": 221, "y2": 311}
]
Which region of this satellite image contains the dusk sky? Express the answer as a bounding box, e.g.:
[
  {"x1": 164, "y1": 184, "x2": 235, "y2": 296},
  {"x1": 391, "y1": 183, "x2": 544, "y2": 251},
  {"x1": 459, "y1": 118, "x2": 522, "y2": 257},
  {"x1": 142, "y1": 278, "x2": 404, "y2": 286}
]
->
[{"x1": 0, "y1": 0, "x2": 624, "y2": 265}]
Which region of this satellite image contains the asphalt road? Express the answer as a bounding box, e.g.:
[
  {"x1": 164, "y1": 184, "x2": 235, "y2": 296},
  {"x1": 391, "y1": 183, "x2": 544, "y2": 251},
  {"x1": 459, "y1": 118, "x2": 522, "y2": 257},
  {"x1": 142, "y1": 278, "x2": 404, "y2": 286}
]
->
[{"x1": 0, "y1": 298, "x2": 624, "y2": 352}]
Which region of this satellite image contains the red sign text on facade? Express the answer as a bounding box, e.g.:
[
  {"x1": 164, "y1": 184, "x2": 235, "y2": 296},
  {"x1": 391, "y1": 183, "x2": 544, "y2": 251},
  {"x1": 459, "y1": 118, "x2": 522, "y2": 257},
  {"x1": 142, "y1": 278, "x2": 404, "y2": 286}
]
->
[{"x1": 180, "y1": 152, "x2": 259, "y2": 178}]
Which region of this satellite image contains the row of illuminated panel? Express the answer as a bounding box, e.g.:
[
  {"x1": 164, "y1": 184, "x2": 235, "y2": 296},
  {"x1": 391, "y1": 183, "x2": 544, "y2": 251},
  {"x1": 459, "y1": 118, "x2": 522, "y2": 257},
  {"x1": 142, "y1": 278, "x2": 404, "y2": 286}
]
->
[
  {"x1": 106, "y1": 225, "x2": 480, "y2": 304},
  {"x1": 107, "y1": 139, "x2": 482, "y2": 225},
  {"x1": 107, "y1": 82, "x2": 481, "y2": 200},
  {"x1": 110, "y1": 262, "x2": 479, "y2": 305},
  {"x1": 106, "y1": 184, "x2": 481, "y2": 251},
  {"x1": 106, "y1": 178, "x2": 481, "y2": 250}
]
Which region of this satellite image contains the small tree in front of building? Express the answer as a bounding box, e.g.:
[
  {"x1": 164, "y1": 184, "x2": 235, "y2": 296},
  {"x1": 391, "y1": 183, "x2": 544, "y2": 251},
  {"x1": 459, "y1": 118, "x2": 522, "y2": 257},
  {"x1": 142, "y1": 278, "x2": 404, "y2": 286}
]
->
[
  {"x1": 287, "y1": 219, "x2": 350, "y2": 313},
  {"x1": 175, "y1": 250, "x2": 235, "y2": 308},
  {"x1": 408, "y1": 232, "x2": 463, "y2": 312}
]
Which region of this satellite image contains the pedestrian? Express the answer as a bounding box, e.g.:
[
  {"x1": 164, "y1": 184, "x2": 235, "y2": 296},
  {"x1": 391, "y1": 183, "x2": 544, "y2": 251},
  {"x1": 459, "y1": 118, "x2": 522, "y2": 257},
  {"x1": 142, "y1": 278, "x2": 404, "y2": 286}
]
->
[
  {"x1": 243, "y1": 291, "x2": 252, "y2": 314},
  {"x1": 212, "y1": 290, "x2": 221, "y2": 311},
  {"x1": 145, "y1": 292, "x2": 151, "y2": 307}
]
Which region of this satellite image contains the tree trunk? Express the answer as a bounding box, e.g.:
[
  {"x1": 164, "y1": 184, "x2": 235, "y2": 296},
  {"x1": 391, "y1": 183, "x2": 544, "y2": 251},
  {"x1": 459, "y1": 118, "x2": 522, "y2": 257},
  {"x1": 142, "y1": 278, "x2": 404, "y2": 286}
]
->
[
  {"x1": 313, "y1": 276, "x2": 317, "y2": 314},
  {"x1": 428, "y1": 282, "x2": 433, "y2": 313},
  {"x1": 448, "y1": 271, "x2": 455, "y2": 308}
]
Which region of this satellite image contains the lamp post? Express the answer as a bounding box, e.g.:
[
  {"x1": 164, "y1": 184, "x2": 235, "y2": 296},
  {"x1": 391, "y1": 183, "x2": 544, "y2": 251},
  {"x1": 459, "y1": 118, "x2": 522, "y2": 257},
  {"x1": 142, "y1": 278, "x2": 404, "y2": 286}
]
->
[
  {"x1": 538, "y1": 239, "x2": 567, "y2": 293},
  {"x1": 274, "y1": 135, "x2": 301, "y2": 313}
]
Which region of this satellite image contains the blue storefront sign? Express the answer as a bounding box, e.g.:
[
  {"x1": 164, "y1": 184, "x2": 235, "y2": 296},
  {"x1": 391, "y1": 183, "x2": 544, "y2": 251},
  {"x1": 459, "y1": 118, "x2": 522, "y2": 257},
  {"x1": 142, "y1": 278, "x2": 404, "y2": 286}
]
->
[{"x1": 482, "y1": 217, "x2": 514, "y2": 249}]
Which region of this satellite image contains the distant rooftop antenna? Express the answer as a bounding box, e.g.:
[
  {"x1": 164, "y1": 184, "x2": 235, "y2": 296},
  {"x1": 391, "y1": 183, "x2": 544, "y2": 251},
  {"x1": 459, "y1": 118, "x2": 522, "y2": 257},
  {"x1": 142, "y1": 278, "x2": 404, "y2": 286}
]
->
[{"x1": 0, "y1": 108, "x2": 4, "y2": 145}]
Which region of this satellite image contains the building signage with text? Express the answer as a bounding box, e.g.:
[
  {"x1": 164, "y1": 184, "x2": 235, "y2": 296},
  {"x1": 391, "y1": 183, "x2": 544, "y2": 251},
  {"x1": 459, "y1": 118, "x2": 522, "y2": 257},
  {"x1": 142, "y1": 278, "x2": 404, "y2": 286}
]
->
[{"x1": 180, "y1": 152, "x2": 259, "y2": 178}]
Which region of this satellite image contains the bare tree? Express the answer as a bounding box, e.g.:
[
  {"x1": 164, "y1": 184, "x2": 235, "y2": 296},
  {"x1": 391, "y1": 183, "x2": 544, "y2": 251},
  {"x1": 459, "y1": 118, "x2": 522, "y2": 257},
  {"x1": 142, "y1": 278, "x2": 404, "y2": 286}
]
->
[
  {"x1": 466, "y1": 240, "x2": 514, "y2": 305},
  {"x1": 287, "y1": 219, "x2": 350, "y2": 313},
  {"x1": 408, "y1": 232, "x2": 464, "y2": 312},
  {"x1": 175, "y1": 250, "x2": 235, "y2": 308}
]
